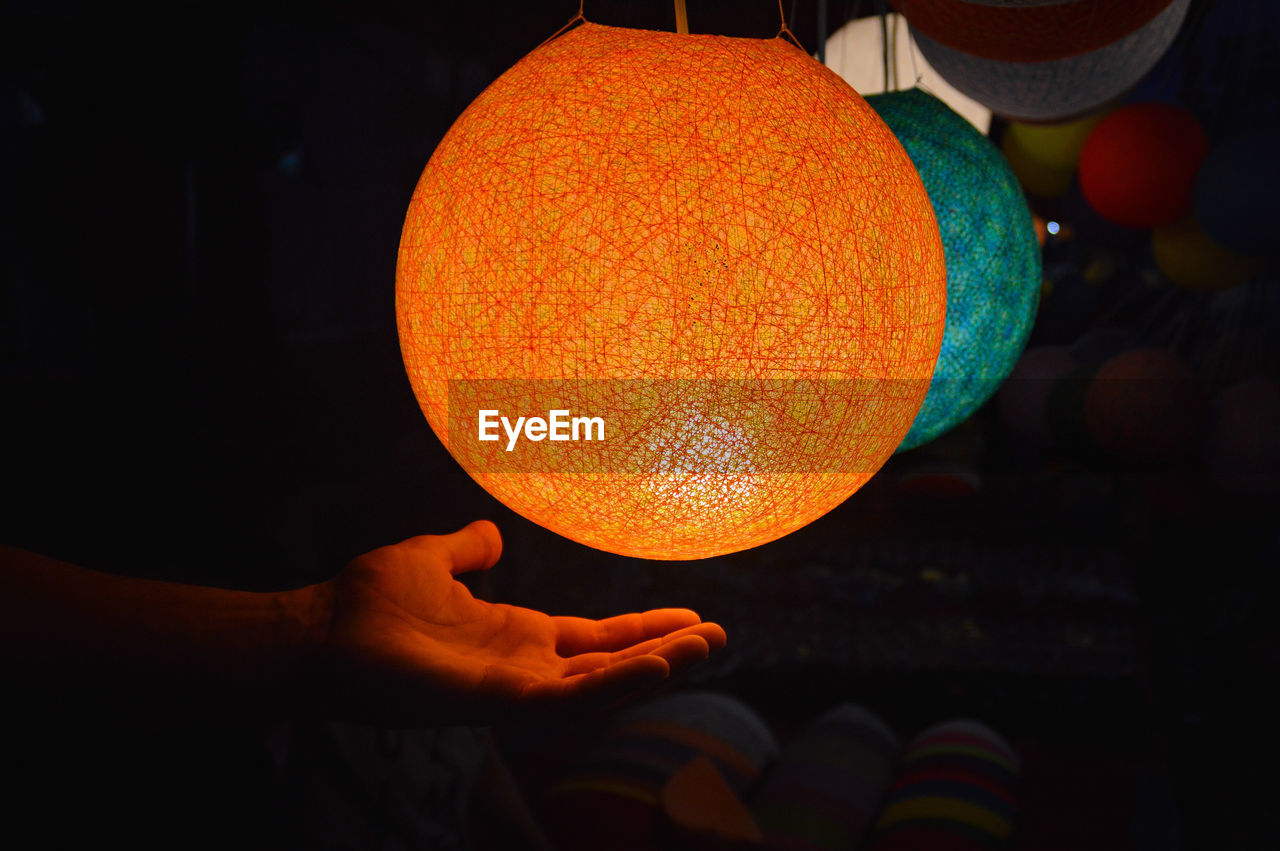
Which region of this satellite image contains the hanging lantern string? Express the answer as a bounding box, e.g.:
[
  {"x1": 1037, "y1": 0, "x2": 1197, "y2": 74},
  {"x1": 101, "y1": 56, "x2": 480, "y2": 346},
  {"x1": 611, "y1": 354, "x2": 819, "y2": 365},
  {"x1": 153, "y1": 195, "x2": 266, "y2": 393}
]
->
[
  {"x1": 674, "y1": 0, "x2": 793, "y2": 39},
  {"x1": 539, "y1": 1, "x2": 586, "y2": 49},
  {"x1": 897, "y1": 0, "x2": 925, "y2": 90},
  {"x1": 548, "y1": 2, "x2": 803, "y2": 51},
  {"x1": 878, "y1": 0, "x2": 890, "y2": 93},
  {"x1": 889, "y1": 11, "x2": 898, "y2": 91},
  {"x1": 776, "y1": 0, "x2": 804, "y2": 49},
  {"x1": 817, "y1": 0, "x2": 828, "y2": 63}
]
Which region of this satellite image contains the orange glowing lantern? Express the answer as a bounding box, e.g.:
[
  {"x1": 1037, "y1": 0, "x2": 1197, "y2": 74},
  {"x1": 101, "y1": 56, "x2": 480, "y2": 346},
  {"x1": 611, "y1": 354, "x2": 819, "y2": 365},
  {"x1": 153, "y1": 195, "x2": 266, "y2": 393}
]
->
[{"x1": 396, "y1": 16, "x2": 946, "y2": 560}]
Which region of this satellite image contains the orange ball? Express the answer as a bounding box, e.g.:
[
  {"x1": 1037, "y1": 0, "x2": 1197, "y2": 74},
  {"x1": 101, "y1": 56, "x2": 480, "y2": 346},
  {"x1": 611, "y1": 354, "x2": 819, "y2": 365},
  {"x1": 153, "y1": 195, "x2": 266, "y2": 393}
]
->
[
  {"x1": 1084, "y1": 348, "x2": 1205, "y2": 464},
  {"x1": 396, "y1": 22, "x2": 946, "y2": 559},
  {"x1": 1078, "y1": 103, "x2": 1209, "y2": 229}
]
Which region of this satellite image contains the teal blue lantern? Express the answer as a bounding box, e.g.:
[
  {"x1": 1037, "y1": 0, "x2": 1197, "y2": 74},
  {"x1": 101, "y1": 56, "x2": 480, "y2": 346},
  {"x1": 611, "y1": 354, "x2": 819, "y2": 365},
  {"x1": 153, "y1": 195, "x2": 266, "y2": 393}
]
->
[{"x1": 867, "y1": 88, "x2": 1040, "y2": 451}]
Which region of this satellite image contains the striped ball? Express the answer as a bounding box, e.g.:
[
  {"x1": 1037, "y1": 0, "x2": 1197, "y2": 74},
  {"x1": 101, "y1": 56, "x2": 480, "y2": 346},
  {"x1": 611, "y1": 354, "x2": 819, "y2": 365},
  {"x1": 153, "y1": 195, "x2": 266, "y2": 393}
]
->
[
  {"x1": 544, "y1": 691, "x2": 777, "y2": 850},
  {"x1": 752, "y1": 704, "x2": 902, "y2": 850},
  {"x1": 894, "y1": 0, "x2": 1173, "y2": 62},
  {"x1": 910, "y1": 0, "x2": 1190, "y2": 121},
  {"x1": 866, "y1": 720, "x2": 1021, "y2": 850}
]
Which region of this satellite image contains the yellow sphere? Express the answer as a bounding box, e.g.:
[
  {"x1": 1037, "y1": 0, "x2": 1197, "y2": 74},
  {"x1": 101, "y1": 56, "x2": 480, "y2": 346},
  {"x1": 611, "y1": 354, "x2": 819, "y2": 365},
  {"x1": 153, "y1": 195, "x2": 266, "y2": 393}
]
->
[
  {"x1": 1152, "y1": 214, "x2": 1263, "y2": 292},
  {"x1": 1001, "y1": 130, "x2": 1076, "y2": 199},
  {"x1": 397, "y1": 22, "x2": 946, "y2": 559},
  {"x1": 1006, "y1": 112, "x2": 1107, "y2": 170}
]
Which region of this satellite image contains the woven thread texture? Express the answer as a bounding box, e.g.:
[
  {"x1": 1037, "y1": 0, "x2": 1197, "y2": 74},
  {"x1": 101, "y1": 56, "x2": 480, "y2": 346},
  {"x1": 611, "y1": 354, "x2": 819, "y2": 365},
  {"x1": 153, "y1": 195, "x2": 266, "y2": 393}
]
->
[
  {"x1": 868, "y1": 89, "x2": 1039, "y2": 452},
  {"x1": 397, "y1": 22, "x2": 945, "y2": 559}
]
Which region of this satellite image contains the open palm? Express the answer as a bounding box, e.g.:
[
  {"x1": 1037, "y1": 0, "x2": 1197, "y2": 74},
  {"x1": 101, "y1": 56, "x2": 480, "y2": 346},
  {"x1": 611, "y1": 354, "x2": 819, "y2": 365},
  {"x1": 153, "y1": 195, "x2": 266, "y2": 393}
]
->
[{"x1": 316, "y1": 521, "x2": 725, "y2": 726}]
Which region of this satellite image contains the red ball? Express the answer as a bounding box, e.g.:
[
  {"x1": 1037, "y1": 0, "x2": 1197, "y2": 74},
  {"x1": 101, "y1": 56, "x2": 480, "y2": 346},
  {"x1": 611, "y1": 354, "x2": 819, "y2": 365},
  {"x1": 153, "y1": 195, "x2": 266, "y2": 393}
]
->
[{"x1": 1078, "y1": 103, "x2": 1209, "y2": 229}]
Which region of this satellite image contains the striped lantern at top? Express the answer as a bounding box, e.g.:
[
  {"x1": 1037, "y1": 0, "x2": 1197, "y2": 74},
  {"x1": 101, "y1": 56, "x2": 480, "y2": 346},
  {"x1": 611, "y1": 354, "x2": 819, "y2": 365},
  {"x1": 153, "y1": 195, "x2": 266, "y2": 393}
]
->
[{"x1": 896, "y1": 0, "x2": 1192, "y2": 121}]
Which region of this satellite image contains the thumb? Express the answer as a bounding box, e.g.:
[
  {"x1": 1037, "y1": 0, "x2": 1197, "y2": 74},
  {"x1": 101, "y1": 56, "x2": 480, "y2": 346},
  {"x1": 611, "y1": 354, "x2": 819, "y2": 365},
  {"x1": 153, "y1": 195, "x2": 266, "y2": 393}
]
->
[{"x1": 408, "y1": 519, "x2": 503, "y2": 575}]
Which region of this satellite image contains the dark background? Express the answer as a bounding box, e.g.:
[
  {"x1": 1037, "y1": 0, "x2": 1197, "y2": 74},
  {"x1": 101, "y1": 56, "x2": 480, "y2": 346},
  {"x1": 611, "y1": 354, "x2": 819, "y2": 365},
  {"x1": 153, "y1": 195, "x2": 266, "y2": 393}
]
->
[{"x1": 2, "y1": 0, "x2": 1277, "y2": 847}]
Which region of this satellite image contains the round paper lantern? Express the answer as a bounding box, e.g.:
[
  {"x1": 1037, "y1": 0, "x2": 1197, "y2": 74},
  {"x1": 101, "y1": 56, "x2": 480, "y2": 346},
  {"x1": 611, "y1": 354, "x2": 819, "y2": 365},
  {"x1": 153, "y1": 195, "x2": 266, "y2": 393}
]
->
[
  {"x1": 1193, "y1": 131, "x2": 1280, "y2": 256},
  {"x1": 865, "y1": 89, "x2": 1040, "y2": 451},
  {"x1": 396, "y1": 22, "x2": 947, "y2": 560},
  {"x1": 1152, "y1": 214, "x2": 1264, "y2": 292},
  {"x1": 907, "y1": 0, "x2": 1190, "y2": 121},
  {"x1": 1083, "y1": 347, "x2": 1205, "y2": 464},
  {"x1": 1078, "y1": 103, "x2": 1209, "y2": 229},
  {"x1": 823, "y1": 13, "x2": 991, "y2": 133}
]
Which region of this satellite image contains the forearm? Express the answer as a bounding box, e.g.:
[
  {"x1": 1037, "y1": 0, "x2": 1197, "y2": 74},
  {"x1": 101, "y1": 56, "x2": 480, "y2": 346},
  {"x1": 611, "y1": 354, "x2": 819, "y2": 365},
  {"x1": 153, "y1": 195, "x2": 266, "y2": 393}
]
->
[{"x1": 0, "y1": 545, "x2": 333, "y2": 719}]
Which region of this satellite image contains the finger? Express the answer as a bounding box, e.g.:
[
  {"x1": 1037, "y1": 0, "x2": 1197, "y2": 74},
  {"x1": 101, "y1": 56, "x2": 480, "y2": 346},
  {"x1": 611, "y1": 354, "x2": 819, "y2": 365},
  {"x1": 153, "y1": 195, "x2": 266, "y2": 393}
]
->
[
  {"x1": 559, "y1": 622, "x2": 725, "y2": 676},
  {"x1": 522, "y1": 654, "x2": 668, "y2": 708},
  {"x1": 553, "y1": 608, "x2": 703, "y2": 656},
  {"x1": 648, "y1": 634, "x2": 711, "y2": 678},
  {"x1": 404, "y1": 519, "x2": 503, "y2": 575},
  {"x1": 565, "y1": 616, "x2": 727, "y2": 670}
]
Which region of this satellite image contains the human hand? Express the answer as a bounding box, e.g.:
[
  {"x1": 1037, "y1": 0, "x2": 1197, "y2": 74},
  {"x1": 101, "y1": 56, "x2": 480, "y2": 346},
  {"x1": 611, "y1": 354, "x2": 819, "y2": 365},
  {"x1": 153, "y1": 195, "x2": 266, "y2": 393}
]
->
[{"x1": 308, "y1": 521, "x2": 726, "y2": 726}]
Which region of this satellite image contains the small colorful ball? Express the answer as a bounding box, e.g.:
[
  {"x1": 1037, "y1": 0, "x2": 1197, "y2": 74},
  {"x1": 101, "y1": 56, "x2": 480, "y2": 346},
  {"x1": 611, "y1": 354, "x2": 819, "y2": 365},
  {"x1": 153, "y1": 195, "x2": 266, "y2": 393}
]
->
[
  {"x1": 543, "y1": 691, "x2": 777, "y2": 851},
  {"x1": 864, "y1": 719, "x2": 1021, "y2": 850},
  {"x1": 1078, "y1": 103, "x2": 1209, "y2": 229},
  {"x1": 1001, "y1": 111, "x2": 1107, "y2": 198},
  {"x1": 752, "y1": 704, "x2": 902, "y2": 850}
]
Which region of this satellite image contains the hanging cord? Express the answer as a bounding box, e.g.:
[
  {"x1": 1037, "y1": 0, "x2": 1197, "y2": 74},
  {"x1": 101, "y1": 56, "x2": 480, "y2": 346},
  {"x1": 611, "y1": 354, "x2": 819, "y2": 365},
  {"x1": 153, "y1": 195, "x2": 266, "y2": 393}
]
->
[
  {"x1": 553, "y1": 1, "x2": 803, "y2": 46},
  {"x1": 878, "y1": 0, "x2": 890, "y2": 93},
  {"x1": 897, "y1": 0, "x2": 926, "y2": 91},
  {"x1": 817, "y1": 0, "x2": 828, "y2": 64},
  {"x1": 890, "y1": 11, "x2": 901, "y2": 90},
  {"x1": 675, "y1": 0, "x2": 689, "y2": 34},
  {"x1": 537, "y1": 1, "x2": 586, "y2": 49},
  {"x1": 778, "y1": 0, "x2": 805, "y2": 50}
]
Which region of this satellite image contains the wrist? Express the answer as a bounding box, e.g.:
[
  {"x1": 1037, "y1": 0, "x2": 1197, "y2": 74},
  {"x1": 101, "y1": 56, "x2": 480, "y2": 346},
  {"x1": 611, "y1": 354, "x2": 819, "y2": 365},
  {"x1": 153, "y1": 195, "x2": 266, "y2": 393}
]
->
[{"x1": 276, "y1": 579, "x2": 336, "y2": 716}]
